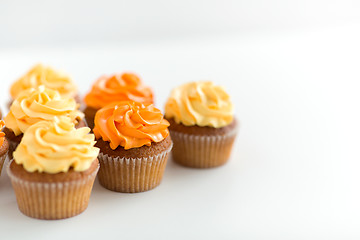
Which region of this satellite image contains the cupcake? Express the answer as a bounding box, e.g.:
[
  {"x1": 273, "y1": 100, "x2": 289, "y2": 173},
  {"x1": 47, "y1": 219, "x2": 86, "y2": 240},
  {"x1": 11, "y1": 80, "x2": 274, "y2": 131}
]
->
[
  {"x1": 9, "y1": 64, "x2": 79, "y2": 104},
  {"x1": 164, "y1": 81, "x2": 238, "y2": 168},
  {"x1": 93, "y1": 101, "x2": 172, "y2": 193},
  {"x1": 7, "y1": 117, "x2": 99, "y2": 220},
  {"x1": 0, "y1": 121, "x2": 9, "y2": 175},
  {"x1": 4, "y1": 85, "x2": 85, "y2": 156},
  {"x1": 83, "y1": 73, "x2": 153, "y2": 129}
]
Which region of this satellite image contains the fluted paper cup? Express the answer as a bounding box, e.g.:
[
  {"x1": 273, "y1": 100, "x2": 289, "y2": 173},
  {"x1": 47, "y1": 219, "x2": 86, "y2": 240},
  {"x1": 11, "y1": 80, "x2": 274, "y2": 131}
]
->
[
  {"x1": 97, "y1": 143, "x2": 173, "y2": 193},
  {"x1": 7, "y1": 160, "x2": 99, "y2": 220},
  {"x1": 169, "y1": 127, "x2": 238, "y2": 168}
]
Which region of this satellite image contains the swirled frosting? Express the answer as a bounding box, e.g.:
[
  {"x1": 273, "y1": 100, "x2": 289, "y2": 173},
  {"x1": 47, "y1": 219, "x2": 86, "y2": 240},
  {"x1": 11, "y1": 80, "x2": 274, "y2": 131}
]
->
[
  {"x1": 84, "y1": 73, "x2": 154, "y2": 109},
  {"x1": 5, "y1": 85, "x2": 84, "y2": 136},
  {"x1": 0, "y1": 121, "x2": 5, "y2": 147},
  {"x1": 13, "y1": 117, "x2": 99, "y2": 173},
  {"x1": 93, "y1": 101, "x2": 169, "y2": 150},
  {"x1": 165, "y1": 81, "x2": 234, "y2": 128},
  {"x1": 10, "y1": 64, "x2": 77, "y2": 99}
]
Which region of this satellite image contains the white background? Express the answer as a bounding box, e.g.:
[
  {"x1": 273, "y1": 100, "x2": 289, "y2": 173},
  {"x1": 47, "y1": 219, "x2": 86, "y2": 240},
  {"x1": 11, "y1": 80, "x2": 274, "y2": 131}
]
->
[{"x1": 0, "y1": 1, "x2": 360, "y2": 239}]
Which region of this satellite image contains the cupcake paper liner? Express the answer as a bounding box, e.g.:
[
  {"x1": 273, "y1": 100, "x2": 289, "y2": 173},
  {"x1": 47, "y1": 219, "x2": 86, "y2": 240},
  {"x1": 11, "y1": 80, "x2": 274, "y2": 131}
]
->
[
  {"x1": 97, "y1": 143, "x2": 173, "y2": 193},
  {"x1": 169, "y1": 127, "x2": 238, "y2": 168},
  {"x1": 7, "y1": 160, "x2": 99, "y2": 220}
]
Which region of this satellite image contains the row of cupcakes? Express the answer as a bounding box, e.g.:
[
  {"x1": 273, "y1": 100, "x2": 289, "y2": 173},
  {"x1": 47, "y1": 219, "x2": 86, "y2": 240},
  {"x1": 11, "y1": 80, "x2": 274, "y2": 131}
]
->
[{"x1": 0, "y1": 64, "x2": 238, "y2": 220}]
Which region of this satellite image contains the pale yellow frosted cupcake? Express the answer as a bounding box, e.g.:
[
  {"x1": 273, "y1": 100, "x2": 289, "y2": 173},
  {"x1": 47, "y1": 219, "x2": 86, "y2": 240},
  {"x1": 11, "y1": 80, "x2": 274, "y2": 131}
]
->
[
  {"x1": 10, "y1": 64, "x2": 78, "y2": 101},
  {"x1": 7, "y1": 117, "x2": 99, "y2": 220},
  {"x1": 165, "y1": 81, "x2": 238, "y2": 168},
  {"x1": 4, "y1": 85, "x2": 85, "y2": 155}
]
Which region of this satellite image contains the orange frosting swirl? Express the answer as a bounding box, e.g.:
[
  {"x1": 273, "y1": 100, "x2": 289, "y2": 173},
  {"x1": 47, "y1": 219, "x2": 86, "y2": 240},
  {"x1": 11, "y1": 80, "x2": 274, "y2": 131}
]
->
[
  {"x1": 84, "y1": 73, "x2": 154, "y2": 109},
  {"x1": 93, "y1": 101, "x2": 169, "y2": 150},
  {"x1": 0, "y1": 121, "x2": 5, "y2": 147}
]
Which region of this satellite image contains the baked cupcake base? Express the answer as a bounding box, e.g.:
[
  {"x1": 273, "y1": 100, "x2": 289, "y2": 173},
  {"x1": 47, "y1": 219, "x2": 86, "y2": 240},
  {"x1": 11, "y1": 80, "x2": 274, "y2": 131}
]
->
[
  {"x1": 7, "y1": 159, "x2": 99, "y2": 220},
  {"x1": 95, "y1": 136, "x2": 172, "y2": 193},
  {"x1": 83, "y1": 106, "x2": 97, "y2": 130},
  {"x1": 0, "y1": 139, "x2": 9, "y2": 175},
  {"x1": 166, "y1": 118, "x2": 238, "y2": 168},
  {"x1": 4, "y1": 119, "x2": 87, "y2": 159}
]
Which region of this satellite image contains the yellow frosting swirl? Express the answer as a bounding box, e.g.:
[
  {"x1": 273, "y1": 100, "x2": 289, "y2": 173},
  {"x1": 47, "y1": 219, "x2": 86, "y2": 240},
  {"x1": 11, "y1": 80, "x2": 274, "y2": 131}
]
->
[
  {"x1": 13, "y1": 117, "x2": 99, "y2": 173},
  {"x1": 10, "y1": 64, "x2": 77, "y2": 99},
  {"x1": 165, "y1": 81, "x2": 233, "y2": 128},
  {"x1": 5, "y1": 85, "x2": 84, "y2": 136}
]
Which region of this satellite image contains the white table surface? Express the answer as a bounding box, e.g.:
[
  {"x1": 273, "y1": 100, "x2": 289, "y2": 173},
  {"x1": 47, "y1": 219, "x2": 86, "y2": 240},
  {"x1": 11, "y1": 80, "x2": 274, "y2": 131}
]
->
[{"x1": 0, "y1": 23, "x2": 359, "y2": 240}]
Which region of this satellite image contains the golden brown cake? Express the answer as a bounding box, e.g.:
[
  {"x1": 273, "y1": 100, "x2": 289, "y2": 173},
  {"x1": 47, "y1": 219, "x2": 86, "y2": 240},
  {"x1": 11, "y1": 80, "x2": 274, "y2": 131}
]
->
[
  {"x1": 7, "y1": 117, "x2": 99, "y2": 220},
  {"x1": 165, "y1": 81, "x2": 238, "y2": 168},
  {"x1": 93, "y1": 101, "x2": 172, "y2": 193}
]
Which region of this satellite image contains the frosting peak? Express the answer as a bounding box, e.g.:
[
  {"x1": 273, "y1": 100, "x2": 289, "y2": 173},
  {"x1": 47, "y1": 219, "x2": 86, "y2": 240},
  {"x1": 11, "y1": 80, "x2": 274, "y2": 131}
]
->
[
  {"x1": 165, "y1": 81, "x2": 233, "y2": 128},
  {"x1": 84, "y1": 73, "x2": 154, "y2": 109},
  {"x1": 93, "y1": 101, "x2": 169, "y2": 150},
  {"x1": 10, "y1": 64, "x2": 77, "y2": 99},
  {"x1": 5, "y1": 86, "x2": 84, "y2": 136},
  {"x1": 13, "y1": 117, "x2": 99, "y2": 174}
]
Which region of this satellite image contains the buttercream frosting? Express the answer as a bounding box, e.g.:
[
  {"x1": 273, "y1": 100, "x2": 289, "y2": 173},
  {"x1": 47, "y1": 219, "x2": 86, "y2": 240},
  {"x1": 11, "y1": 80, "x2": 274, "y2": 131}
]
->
[
  {"x1": 5, "y1": 85, "x2": 84, "y2": 136},
  {"x1": 13, "y1": 117, "x2": 99, "y2": 173},
  {"x1": 84, "y1": 73, "x2": 154, "y2": 109},
  {"x1": 165, "y1": 81, "x2": 233, "y2": 128},
  {"x1": 0, "y1": 121, "x2": 5, "y2": 147},
  {"x1": 93, "y1": 101, "x2": 169, "y2": 150},
  {"x1": 10, "y1": 64, "x2": 77, "y2": 99}
]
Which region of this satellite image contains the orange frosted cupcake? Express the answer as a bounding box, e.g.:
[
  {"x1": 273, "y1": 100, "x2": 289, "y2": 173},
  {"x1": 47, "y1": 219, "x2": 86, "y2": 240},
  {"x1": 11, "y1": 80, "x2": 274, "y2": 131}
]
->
[
  {"x1": 83, "y1": 73, "x2": 154, "y2": 129},
  {"x1": 0, "y1": 121, "x2": 9, "y2": 175},
  {"x1": 4, "y1": 85, "x2": 85, "y2": 156},
  {"x1": 7, "y1": 117, "x2": 99, "y2": 220},
  {"x1": 165, "y1": 81, "x2": 238, "y2": 168},
  {"x1": 9, "y1": 64, "x2": 79, "y2": 103},
  {"x1": 93, "y1": 101, "x2": 172, "y2": 193}
]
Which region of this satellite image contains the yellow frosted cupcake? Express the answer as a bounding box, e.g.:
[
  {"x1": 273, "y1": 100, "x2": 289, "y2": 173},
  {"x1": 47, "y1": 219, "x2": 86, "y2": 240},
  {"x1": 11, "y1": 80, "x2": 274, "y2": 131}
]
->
[
  {"x1": 7, "y1": 117, "x2": 99, "y2": 220},
  {"x1": 9, "y1": 64, "x2": 78, "y2": 103},
  {"x1": 165, "y1": 81, "x2": 238, "y2": 168},
  {"x1": 4, "y1": 85, "x2": 85, "y2": 155}
]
